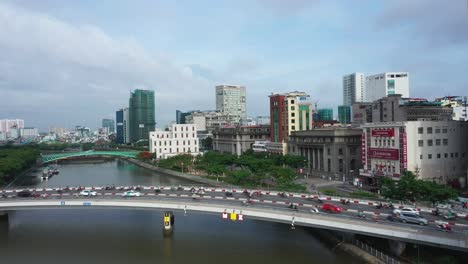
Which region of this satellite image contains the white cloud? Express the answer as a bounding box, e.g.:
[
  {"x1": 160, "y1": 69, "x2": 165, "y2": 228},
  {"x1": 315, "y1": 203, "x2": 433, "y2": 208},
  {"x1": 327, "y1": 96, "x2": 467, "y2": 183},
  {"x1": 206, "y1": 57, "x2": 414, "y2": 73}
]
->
[{"x1": 0, "y1": 2, "x2": 212, "y2": 130}]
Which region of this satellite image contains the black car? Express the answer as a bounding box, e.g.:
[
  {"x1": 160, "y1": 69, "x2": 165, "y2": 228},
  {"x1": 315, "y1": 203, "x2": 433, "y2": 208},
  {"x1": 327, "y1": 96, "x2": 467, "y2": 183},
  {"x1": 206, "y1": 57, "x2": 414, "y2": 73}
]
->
[{"x1": 17, "y1": 190, "x2": 32, "y2": 197}]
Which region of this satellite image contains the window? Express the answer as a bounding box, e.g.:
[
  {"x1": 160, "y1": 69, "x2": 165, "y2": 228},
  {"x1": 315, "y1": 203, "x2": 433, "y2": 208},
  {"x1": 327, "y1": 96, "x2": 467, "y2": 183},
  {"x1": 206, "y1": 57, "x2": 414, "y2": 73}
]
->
[
  {"x1": 427, "y1": 127, "x2": 432, "y2": 134},
  {"x1": 327, "y1": 148, "x2": 331, "y2": 155},
  {"x1": 450, "y1": 153, "x2": 454, "y2": 158},
  {"x1": 418, "y1": 140, "x2": 423, "y2": 147},
  {"x1": 427, "y1": 140, "x2": 433, "y2": 146},
  {"x1": 442, "y1": 128, "x2": 448, "y2": 133},
  {"x1": 418, "y1": 127, "x2": 423, "y2": 134},
  {"x1": 455, "y1": 153, "x2": 459, "y2": 158},
  {"x1": 291, "y1": 106, "x2": 295, "y2": 110},
  {"x1": 291, "y1": 113, "x2": 295, "y2": 117},
  {"x1": 444, "y1": 153, "x2": 448, "y2": 158},
  {"x1": 292, "y1": 126, "x2": 295, "y2": 130},
  {"x1": 428, "y1": 154, "x2": 432, "y2": 159},
  {"x1": 437, "y1": 153, "x2": 441, "y2": 159},
  {"x1": 436, "y1": 139, "x2": 441, "y2": 146},
  {"x1": 339, "y1": 148, "x2": 343, "y2": 155},
  {"x1": 291, "y1": 119, "x2": 295, "y2": 123},
  {"x1": 420, "y1": 154, "x2": 423, "y2": 160},
  {"x1": 435, "y1": 128, "x2": 440, "y2": 133},
  {"x1": 443, "y1": 139, "x2": 448, "y2": 146}
]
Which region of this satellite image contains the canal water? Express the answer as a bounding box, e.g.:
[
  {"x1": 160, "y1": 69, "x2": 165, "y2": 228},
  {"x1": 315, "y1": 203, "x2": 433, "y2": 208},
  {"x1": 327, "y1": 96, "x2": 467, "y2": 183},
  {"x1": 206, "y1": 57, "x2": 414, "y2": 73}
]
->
[{"x1": 0, "y1": 160, "x2": 356, "y2": 264}]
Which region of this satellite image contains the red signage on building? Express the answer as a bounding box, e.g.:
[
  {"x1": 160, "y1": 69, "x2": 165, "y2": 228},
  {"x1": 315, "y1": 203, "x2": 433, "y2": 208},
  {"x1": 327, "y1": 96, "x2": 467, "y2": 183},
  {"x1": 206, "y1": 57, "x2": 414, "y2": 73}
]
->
[
  {"x1": 361, "y1": 132, "x2": 366, "y2": 167},
  {"x1": 371, "y1": 128, "x2": 394, "y2": 137},
  {"x1": 402, "y1": 132, "x2": 407, "y2": 169},
  {"x1": 369, "y1": 148, "x2": 399, "y2": 160}
]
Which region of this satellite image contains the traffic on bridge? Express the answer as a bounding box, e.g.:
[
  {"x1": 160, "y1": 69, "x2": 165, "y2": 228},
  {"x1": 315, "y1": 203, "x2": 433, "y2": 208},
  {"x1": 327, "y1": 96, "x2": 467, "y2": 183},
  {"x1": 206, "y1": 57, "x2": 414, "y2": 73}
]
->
[{"x1": 1, "y1": 185, "x2": 467, "y2": 251}]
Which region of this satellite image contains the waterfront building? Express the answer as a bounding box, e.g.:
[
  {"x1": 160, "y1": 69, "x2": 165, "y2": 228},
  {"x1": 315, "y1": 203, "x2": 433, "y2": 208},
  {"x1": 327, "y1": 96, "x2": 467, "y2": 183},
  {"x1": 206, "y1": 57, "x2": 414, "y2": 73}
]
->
[
  {"x1": 338, "y1": 106, "x2": 351, "y2": 124},
  {"x1": 365, "y1": 72, "x2": 409, "y2": 102},
  {"x1": 269, "y1": 91, "x2": 313, "y2": 143},
  {"x1": 360, "y1": 121, "x2": 468, "y2": 185},
  {"x1": 149, "y1": 124, "x2": 200, "y2": 159},
  {"x1": 343, "y1": 73, "x2": 365, "y2": 106},
  {"x1": 129, "y1": 89, "x2": 155, "y2": 143},
  {"x1": 215, "y1": 85, "x2": 246, "y2": 123},
  {"x1": 288, "y1": 128, "x2": 362, "y2": 180},
  {"x1": 212, "y1": 125, "x2": 270, "y2": 156},
  {"x1": 116, "y1": 109, "x2": 124, "y2": 144},
  {"x1": 102, "y1": 119, "x2": 115, "y2": 133}
]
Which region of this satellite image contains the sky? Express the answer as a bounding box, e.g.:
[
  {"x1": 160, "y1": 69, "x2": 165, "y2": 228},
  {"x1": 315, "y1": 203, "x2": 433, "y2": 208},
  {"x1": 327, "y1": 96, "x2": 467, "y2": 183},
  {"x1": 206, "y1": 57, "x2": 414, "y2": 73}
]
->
[{"x1": 0, "y1": 0, "x2": 467, "y2": 131}]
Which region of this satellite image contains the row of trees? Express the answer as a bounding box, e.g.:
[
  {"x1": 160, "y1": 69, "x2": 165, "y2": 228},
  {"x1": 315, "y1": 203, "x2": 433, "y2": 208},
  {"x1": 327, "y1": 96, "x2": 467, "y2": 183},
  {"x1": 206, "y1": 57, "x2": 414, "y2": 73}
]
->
[
  {"x1": 380, "y1": 171, "x2": 458, "y2": 205},
  {"x1": 0, "y1": 146, "x2": 40, "y2": 186},
  {"x1": 156, "y1": 151, "x2": 307, "y2": 191}
]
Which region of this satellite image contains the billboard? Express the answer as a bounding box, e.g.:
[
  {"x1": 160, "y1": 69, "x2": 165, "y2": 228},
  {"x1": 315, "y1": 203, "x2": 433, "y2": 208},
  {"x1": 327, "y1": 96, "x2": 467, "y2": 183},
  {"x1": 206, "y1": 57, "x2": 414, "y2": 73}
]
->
[
  {"x1": 361, "y1": 132, "x2": 366, "y2": 167},
  {"x1": 371, "y1": 128, "x2": 394, "y2": 137},
  {"x1": 402, "y1": 132, "x2": 407, "y2": 169},
  {"x1": 369, "y1": 148, "x2": 399, "y2": 160}
]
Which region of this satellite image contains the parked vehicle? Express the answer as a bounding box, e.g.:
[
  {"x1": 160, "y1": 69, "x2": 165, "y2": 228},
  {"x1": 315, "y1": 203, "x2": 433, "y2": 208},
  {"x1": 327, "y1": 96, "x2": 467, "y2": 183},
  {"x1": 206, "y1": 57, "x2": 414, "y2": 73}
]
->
[
  {"x1": 398, "y1": 213, "x2": 428, "y2": 226},
  {"x1": 322, "y1": 203, "x2": 342, "y2": 213}
]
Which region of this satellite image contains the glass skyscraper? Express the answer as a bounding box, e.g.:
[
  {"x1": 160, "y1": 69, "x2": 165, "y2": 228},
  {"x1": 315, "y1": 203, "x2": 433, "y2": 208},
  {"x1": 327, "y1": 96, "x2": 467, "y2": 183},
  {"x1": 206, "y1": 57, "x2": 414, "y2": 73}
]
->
[
  {"x1": 338, "y1": 105, "x2": 351, "y2": 124},
  {"x1": 129, "y1": 89, "x2": 155, "y2": 143}
]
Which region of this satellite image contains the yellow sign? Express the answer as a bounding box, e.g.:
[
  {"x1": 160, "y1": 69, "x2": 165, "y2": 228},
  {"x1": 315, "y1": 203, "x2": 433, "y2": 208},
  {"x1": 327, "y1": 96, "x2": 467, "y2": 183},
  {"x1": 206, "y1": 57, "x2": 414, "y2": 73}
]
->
[{"x1": 230, "y1": 212, "x2": 237, "y2": 221}]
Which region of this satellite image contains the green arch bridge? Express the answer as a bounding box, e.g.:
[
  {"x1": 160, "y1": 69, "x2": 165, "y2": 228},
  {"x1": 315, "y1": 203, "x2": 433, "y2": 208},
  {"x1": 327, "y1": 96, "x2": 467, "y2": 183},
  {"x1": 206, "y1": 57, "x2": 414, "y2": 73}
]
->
[{"x1": 41, "y1": 150, "x2": 140, "y2": 163}]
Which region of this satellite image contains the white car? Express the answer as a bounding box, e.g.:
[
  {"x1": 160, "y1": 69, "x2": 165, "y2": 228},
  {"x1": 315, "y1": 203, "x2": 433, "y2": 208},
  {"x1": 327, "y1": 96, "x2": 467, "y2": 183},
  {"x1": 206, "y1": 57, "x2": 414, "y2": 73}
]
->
[
  {"x1": 79, "y1": 190, "x2": 97, "y2": 196},
  {"x1": 393, "y1": 208, "x2": 419, "y2": 215},
  {"x1": 122, "y1": 191, "x2": 141, "y2": 197}
]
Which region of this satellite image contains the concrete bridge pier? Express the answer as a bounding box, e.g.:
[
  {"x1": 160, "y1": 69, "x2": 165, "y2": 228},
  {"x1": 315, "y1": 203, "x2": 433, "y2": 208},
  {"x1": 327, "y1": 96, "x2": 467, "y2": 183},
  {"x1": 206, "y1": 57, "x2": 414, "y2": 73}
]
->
[
  {"x1": 163, "y1": 211, "x2": 174, "y2": 237},
  {"x1": 388, "y1": 240, "x2": 406, "y2": 256}
]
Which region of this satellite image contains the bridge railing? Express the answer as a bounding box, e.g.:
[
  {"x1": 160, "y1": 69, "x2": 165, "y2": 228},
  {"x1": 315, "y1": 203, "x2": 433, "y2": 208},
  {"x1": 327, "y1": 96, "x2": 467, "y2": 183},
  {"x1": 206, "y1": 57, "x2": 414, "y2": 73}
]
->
[{"x1": 353, "y1": 239, "x2": 400, "y2": 264}]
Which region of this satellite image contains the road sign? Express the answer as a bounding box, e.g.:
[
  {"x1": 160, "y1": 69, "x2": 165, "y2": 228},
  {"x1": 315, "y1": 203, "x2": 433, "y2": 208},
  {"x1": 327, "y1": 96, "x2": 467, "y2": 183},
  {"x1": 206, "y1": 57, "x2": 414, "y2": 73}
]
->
[
  {"x1": 238, "y1": 214, "x2": 244, "y2": 221},
  {"x1": 230, "y1": 212, "x2": 237, "y2": 221},
  {"x1": 222, "y1": 212, "x2": 228, "y2": 219}
]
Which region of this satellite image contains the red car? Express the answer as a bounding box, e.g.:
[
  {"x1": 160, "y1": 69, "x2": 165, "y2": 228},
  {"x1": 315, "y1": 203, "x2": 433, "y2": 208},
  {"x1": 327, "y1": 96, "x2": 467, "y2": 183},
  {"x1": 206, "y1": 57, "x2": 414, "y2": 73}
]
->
[{"x1": 322, "y1": 203, "x2": 342, "y2": 213}]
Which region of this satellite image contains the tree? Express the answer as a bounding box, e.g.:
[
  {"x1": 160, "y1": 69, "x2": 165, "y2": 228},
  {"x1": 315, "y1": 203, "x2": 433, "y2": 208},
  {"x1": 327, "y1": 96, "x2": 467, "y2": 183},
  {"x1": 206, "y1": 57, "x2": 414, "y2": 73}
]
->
[{"x1": 137, "y1": 151, "x2": 153, "y2": 161}]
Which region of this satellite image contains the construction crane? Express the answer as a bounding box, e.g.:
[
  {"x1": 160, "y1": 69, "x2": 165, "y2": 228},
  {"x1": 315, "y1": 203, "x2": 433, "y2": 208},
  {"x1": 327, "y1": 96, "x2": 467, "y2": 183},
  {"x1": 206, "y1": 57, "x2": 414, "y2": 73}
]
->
[{"x1": 314, "y1": 100, "x2": 319, "y2": 112}]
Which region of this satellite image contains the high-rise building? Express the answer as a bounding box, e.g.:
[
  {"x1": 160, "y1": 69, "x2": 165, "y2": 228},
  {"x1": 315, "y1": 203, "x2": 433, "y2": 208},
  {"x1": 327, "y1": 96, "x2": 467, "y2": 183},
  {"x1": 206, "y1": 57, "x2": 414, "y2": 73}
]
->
[
  {"x1": 365, "y1": 72, "x2": 409, "y2": 102},
  {"x1": 0, "y1": 119, "x2": 24, "y2": 133},
  {"x1": 123, "y1": 108, "x2": 130, "y2": 144},
  {"x1": 116, "y1": 110, "x2": 124, "y2": 144},
  {"x1": 215, "y1": 85, "x2": 246, "y2": 123},
  {"x1": 343, "y1": 73, "x2": 365, "y2": 106},
  {"x1": 20, "y1": 127, "x2": 38, "y2": 138},
  {"x1": 338, "y1": 105, "x2": 351, "y2": 124},
  {"x1": 318, "y1": 109, "x2": 333, "y2": 121},
  {"x1": 102, "y1": 118, "x2": 115, "y2": 133},
  {"x1": 176, "y1": 110, "x2": 192, "y2": 124},
  {"x1": 269, "y1": 91, "x2": 313, "y2": 143},
  {"x1": 129, "y1": 89, "x2": 155, "y2": 143}
]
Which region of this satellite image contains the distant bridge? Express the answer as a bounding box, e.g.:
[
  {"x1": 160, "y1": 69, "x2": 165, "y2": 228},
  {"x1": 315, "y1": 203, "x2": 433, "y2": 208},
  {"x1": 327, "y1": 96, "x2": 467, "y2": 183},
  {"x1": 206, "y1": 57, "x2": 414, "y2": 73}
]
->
[{"x1": 41, "y1": 150, "x2": 139, "y2": 163}]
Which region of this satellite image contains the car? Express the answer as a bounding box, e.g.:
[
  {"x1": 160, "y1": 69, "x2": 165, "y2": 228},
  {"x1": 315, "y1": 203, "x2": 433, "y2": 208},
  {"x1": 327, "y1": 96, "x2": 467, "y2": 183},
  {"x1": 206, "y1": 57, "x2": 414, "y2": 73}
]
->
[
  {"x1": 393, "y1": 208, "x2": 419, "y2": 215},
  {"x1": 322, "y1": 203, "x2": 342, "y2": 213},
  {"x1": 79, "y1": 190, "x2": 97, "y2": 196},
  {"x1": 17, "y1": 190, "x2": 32, "y2": 197},
  {"x1": 398, "y1": 212, "x2": 428, "y2": 226},
  {"x1": 122, "y1": 191, "x2": 141, "y2": 197}
]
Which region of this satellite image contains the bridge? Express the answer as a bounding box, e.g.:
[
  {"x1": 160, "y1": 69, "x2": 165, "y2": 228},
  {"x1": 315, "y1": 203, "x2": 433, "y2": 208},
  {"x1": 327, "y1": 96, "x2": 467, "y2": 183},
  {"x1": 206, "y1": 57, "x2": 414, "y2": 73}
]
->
[
  {"x1": 40, "y1": 150, "x2": 140, "y2": 163},
  {"x1": 1, "y1": 185, "x2": 467, "y2": 252}
]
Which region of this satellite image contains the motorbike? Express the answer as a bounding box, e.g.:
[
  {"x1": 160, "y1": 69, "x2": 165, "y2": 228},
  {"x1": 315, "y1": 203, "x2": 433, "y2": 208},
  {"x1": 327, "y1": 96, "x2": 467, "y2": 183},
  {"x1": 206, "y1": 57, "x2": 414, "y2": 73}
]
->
[
  {"x1": 288, "y1": 203, "x2": 298, "y2": 210},
  {"x1": 317, "y1": 198, "x2": 323, "y2": 204},
  {"x1": 357, "y1": 211, "x2": 366, "y2": 218},
  {"x1": 432, "y1": 209, "x2": 440, "y2": 216},
  {"x1": 443, "y1": 212, "x2": 457, "y2": 220},
  {"x1": 135, "y1": 186, "x2": 143, "y2": 191},
  {"x1": 437, "y1": 223, "x2": 452, "y2": 232},
  {"x1": 277, "y1": 192, "x2": 286, "y2": 198},
  {"x1": 177, "y1": 186, "x2": 184, "y2": 191},
  {"x1": 376, "y1": 203, "x2": 383, "y2": 209},
  {"x1": 341, "y1": 199, "x2": 350, "y2": 205}
]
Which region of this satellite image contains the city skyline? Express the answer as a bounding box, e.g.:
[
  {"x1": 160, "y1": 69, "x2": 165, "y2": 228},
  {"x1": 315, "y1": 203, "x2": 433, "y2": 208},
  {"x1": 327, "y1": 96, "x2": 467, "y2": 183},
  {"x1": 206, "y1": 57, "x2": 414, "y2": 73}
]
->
[{"x1": 0, "y1": 0, "x2": 467, "y2": 130}]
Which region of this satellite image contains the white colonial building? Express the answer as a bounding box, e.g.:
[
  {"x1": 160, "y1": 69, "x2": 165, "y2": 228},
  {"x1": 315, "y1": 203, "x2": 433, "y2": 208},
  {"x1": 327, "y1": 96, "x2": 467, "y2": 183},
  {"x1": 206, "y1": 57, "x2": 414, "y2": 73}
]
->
[
  {"x1": 360, "y1": 120, "x2": 468, "y2": 186},
  {"x1": 149, "y1": 124, "x2": 200, "y2": 159}
]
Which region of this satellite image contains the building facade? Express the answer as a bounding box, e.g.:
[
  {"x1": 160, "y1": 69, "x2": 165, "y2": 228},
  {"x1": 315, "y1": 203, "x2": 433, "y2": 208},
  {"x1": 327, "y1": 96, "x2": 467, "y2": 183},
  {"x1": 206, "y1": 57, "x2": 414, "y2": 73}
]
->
[
  {"x1": 19, "y1": 127, "x2": 38, "y2": 138},
  {"x1": 149, "y1": 124, "x2": 200, "y2": 159},
  {"x1": 269, "y1": 92, "x2": 313, "y2": 143},
  {"x1": 215, "y1": 85, "x2": 246, "y2": 123},
  {"x1": 255, "y1": 116, "x2": 270, "y2": 125},
  {"x1": 129, "y1": 89, "x2": 155, "y2": 143},
  {"x1": 360, "y1": 121, "x2": 468, "y2": 185},
  {"x1": 343, "y1": 73, "x2": 365, "y2": 106},
  {"x1": 116, "y1": 110, "x2": 124, "y2": 144},
  {"x1": 338, "y1": 105, "x2": 351, "y2": 124},
  {"x1": 212, "y1": 125, "x2": 270, "y2": 156},
  {"x1": 0, "y1": 119, "x2": 24, "y2": 133},
  {"x1": 102, "y1": 118, "x2": 115, "y2": 133},
  {"x1": 288, "y1": 128, "x2": 362, "y2": 179},
  {"x1": 352, "y1": 102, "x2": 373, "y2": 126},
  {"x1": 365, "y1": 72, "x2": 409, "y2": 102},
  {"x1": 435, "y1": 96, "x2": 468, "y2": 121},
  {"x1": 317, "y1": 108, "x2": 333, "y2": 121},
  {"x1": 372, "y1": 95, "x2": 453, "y2": 122},
  {"x1": 176, "y1": 110, "x2": 193, "y2": 124}
]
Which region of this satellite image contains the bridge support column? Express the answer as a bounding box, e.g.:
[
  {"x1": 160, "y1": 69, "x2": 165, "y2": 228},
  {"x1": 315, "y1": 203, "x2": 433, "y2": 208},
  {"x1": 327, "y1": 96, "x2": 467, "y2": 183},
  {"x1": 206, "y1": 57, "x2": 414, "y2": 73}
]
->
[
  {"x1": 163, "y1": 211, "x2": 174, "y2": 237},
  {"x1": 388, "y1": 240, "x2": 406, "y2": 256}
]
